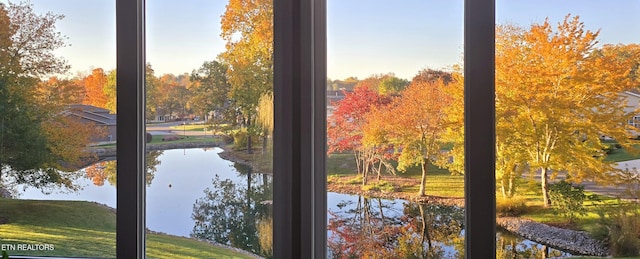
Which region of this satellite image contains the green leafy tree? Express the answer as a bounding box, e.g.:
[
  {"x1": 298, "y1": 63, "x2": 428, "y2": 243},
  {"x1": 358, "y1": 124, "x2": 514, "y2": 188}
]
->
[
  {"x1": 377, "y1": 74, "x2": 409, "y2": 95},
  {"x1": 145, "y1": 64, "x2": 160, "y2": 120},
  {"x1": 104, "y1": 69, "x2": 117, "y2": 113},
  {"x1": 189, "y1": 60, "x2": 232, "y2": 122}
]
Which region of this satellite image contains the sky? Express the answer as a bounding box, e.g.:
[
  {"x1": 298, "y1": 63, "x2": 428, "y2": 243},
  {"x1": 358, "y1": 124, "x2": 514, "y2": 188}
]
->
[{"x1": 14, "y1": 0, "x2": 640, "y2": 80}]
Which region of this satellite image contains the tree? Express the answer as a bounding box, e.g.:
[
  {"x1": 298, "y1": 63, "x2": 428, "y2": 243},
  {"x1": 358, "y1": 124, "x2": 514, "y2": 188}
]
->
[
  {"x1": 0, "y1": 2, "x2": 97, "y2": 192},
  {"x1": 365, "y1": 74, "x2": 453, "y2": 196},
  {"x1": 378, "y1": 75, "x2": 409, "y2": 95},
  {"x1": 36, "y1": 77, "x2": 85, "y2": 108},
  {"x1": 327, "y1": 86, "x2": 392, "y2": 184},
  {"x1": 256, "y1": 92, "x2": 273, "y2": 154},
  {"x1": 103, "y1": 69, "x2": 117, "y2": 113},
  {"x1": 169, "y1": 84, "x2": 191, "y2": 119},
  {"x1": 156, "y1": 74, "x2": 177, "y2": 120},
  {"x1": 3, "y1": 1, "x2": 69, "y2": 77},
  {"x1": 82, "y1": 68, "x2": 108, "y2": 108},
  {"x1": 145, "y1": 64, "x2": 160, "y2": 120},
  {"x1": 220, "y1": 0, "x2": 273, "y2": 154},
  {"x1": 189, "y1": 60, "x2": 231, "y2": 122},
  {"x1": 494, "y1": 15, "x2": 640, "y2": 206}
]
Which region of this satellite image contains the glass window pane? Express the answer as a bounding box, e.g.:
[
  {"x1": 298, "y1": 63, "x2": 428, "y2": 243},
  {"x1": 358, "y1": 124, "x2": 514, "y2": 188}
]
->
[
  {"x1": 0, "y1": 0, "x2": 117, "y2": 257},
  {"x1": 495, "y1": 1, "x2": 640, "y2": 257},
  {"x1": 145, "y1": 1, "x2": 273, "y2": 258},
  {"x1": 326, "y1": 1, "x2": 469, "y2": 257}
]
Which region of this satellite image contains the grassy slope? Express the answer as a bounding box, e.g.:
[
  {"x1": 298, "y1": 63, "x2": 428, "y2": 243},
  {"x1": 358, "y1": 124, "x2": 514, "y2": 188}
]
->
[{"x1": 0, "y1": 199, "x2": 253, "y2": 259}]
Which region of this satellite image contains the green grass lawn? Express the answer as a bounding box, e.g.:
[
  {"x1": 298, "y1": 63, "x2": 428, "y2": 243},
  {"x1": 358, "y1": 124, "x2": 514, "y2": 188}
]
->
[
  {"x1": 169, "y1": 124, "x2": 208, "y2": 131},
  {"x1": 0, "y1": 199, "x2": 254, "y2": 259},
  {"x1": 93, "y1": 135, "x2": 221, "y2": 148},
  {"x1": 605, "y1": 144, "x2": 640, "y2": 162},
  {"x1": 147, "y1": 135, "x2": 220, "y2": 145},
  {"x1": 327, "y1": 152, "x2": 464, "y2": 197}
]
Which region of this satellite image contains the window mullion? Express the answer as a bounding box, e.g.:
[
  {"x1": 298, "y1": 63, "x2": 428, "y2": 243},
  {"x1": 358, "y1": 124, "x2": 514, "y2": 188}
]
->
[
  {"x1": 116, "y1": 0, "x2": 146, "y2": 258},
  {"x1": 464, "y1": 0, "x2": 496, "y2": 258}
]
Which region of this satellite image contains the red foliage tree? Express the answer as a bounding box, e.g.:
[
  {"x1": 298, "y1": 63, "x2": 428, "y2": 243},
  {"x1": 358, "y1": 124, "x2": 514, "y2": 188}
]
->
[{"x1": 327, "y1": 85, "x2": 393, "y2": 183}]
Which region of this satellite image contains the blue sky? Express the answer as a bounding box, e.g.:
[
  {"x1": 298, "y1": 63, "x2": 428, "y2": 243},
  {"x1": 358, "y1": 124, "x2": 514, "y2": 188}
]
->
[{"x1": 17, "y1": 0, "x2": 640, "y2": 80}]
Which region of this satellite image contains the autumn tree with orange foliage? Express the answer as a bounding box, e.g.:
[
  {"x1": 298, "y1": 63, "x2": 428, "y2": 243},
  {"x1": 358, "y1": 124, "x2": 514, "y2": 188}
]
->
[
  {"x1": 364, "y1": 70, "x2": 454, "y2": 196},
  {"x1": 36, "y1": 77, "x2": 85, "y2": 108},
  {"x1": 494, "y1": 15, "x2": 640, "y2": 206},
  {"x1": 0, "y1": 2, "x2": 103, "y2": 191},
  {"x1": 220, "y1": 0, "x2": 273, "y2": 154},
  {"x1": 82, "y1": 68, "x2": 108, "y2": 108}
]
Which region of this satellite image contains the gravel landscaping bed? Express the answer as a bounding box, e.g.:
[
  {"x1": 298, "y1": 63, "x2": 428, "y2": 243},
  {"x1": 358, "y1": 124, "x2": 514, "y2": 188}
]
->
[{"x1": 497, "y1": 217, "x2": 610, "y2": 257}]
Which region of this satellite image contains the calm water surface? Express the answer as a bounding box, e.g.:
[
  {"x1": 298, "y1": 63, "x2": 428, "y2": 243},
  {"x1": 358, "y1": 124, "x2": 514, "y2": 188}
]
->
[{"x1": 17, "y1": 148, "x2": 575, "y2": 258}]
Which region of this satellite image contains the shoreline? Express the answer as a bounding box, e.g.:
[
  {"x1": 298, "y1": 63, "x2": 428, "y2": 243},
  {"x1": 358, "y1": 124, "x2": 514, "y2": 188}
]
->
[{"x1": 215, "y1": 145, "x2": 610, "y2": 257}]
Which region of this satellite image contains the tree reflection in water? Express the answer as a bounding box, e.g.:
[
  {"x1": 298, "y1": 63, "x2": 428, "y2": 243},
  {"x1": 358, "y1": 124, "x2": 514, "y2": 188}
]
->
[
  {"x1": 496, "y1": 231, "x2": 566, "y2": 259},
  {"x1": 328, "y1": 196, "x2": 572, "y2": 259},
  {"x1": 84, "y1": 150, "x2": 163, "y2": 186},
  {"x1": 191, "y1": 164, "x2": 273, "y2": 258},
  {"x1": 328, "y1": 197, "x2": 464, "y2": 258}
]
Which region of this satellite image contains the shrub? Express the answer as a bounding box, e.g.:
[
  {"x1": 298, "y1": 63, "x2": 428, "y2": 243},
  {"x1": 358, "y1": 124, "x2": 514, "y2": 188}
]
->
[
  {"x1": 609, "y1": 214, "x2": 640, "y2": 256},
  {"x1": 162, "y1": 135, "x2": 181, "y2": 141},
  {"x1": 548, "y1": 180, "x2": 587, "y2": 223},
  {"x1": 593, "y1": 170, "x2": 640, "y2": 256},
  {"x1": 327, "y1": 175, "x2": 340, "y2": 184},
  {"x1": 233, "y1": 129, "x2": 248, "y2": 150},
  {"x1": 361, "y1": 180, "x2": 395, "y2": 193},
  {"x1": 344, "y1": 175, "x2": 363, "y2": 185},
  {"x1": 146, "y1": 132, "x2": 152, "y2": 143},
  {"x1": 221, "y1": 134, "x2": 234, "y2": 144},
  {"x1": 496, "y1": 196, "x2": 529, "y2": 217}
]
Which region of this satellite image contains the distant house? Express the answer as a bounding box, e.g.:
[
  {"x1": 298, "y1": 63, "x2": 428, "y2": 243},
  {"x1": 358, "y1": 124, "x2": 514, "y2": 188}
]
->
[
  {"x1": 326, "y1": 89, "x2": 352, "y2": 118},
  {"x1": 150, "y1": 114, "x2": 179, "y2": 123},
  {"x1": 65, "y1": 104, "x2": 117, "y2": 143},
  {"x1": 327, "y1": 90, "x2": 349, "y2": 106},
  {"x1": 622, "y1": 90, "x2": 640, "y2": 129}
]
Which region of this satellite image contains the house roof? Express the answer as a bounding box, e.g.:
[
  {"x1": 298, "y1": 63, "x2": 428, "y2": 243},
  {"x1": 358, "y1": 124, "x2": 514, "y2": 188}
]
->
[{"x1": 65, "y1": 104, "x2": 116, "y2": 126}]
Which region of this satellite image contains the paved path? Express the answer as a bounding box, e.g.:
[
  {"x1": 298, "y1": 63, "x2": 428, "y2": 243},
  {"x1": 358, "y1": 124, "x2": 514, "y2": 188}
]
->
[
  {"x1": 595, "y1": 159, "x2": 640, "y2": 199},
  {"x1": 544, "y1": 160, "x2": 640, "y2": 199}
]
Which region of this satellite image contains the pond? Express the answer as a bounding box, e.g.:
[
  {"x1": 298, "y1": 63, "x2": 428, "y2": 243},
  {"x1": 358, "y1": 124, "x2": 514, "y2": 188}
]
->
[{"x1": 16, "y1": 148, "x2": 575, "y2": 258}]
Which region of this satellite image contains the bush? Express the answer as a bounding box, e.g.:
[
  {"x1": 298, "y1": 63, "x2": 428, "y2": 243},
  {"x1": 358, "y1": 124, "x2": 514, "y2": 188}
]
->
[
  {"x1": 162, "y1": 135, "x2": 181, "y2": 141},
  {"x1": 594, "y1": 203, "x2": 640, "y2": 257},
  {"x1": 593, "y1": 169, "x2": 640, "y2": 256},
  {"x1": 496, "y1": 196, "x2": 529, "y2": 217},
  {"x1": 609, "y1": 216, "x2": 640, "y2": 256},
  {"x1": 548, "y1": 180, "x2": 587, "y2": 223},
  {"x1": 344, "y1": 175, "x2": 363, "y2": 185},
  {"x1": 361, "y1": 180, "x2": 395, "y2": 193},
  {"x1": 221, "y1": 134, "x2": 234, "y2": 144},
  {"x1": 233, "y1": 129, "x2": 248, "y2": 150},
  {"x1": 146, "y1": 132, "x2": 152, "y2": 143}
]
